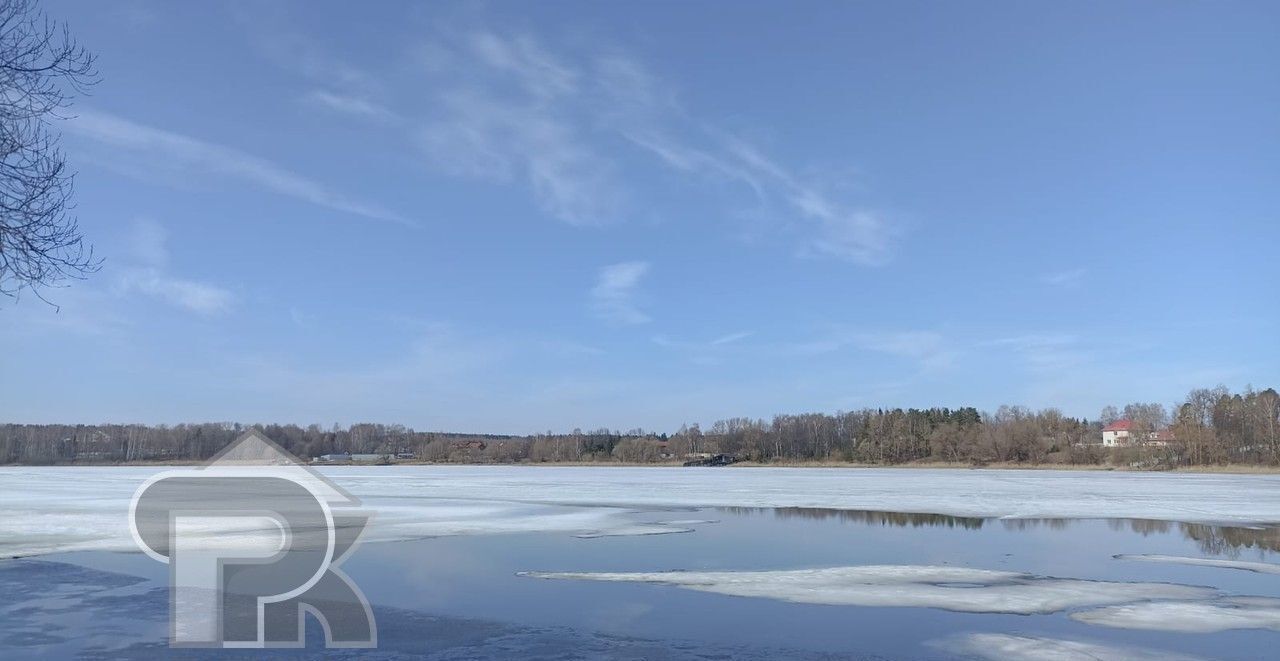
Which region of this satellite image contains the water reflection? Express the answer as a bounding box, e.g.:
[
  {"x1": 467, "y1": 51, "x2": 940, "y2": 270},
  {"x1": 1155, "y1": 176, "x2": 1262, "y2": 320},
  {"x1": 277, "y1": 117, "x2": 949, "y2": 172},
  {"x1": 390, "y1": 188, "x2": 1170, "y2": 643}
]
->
[
  {"x1": 719, "y1": 506, "x2": 988, "y2": 529},
  {"x1": 18, "y1": 505, "x2": 1280, "y2": 660},
  {"x1": 1179, "y1": 523, "x2": 1280, "y2": 556},
  {"x1": 717, "y1": 506, "x2": 1280, "y2": 555}
]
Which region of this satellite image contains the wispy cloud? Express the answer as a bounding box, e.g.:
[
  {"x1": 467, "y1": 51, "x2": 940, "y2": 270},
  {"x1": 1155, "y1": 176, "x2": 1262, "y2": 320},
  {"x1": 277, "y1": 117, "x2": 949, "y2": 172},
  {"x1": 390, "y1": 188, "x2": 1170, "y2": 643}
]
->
[
  {"x1": 591, "y1": 261, "x2": 651, "y2": 325},
  {"x1": 303, "y1": 89, "x2": 398, "y2": 123},
  {"x1": 540, "y1": 339, "x2": 606, "y2": 357},
  {"x1": 1041, "y1": 268, "x2": 1087, "y2": 288},
  {"x1": 115, "y1": 219, "x2": 235, "y2": 316},
  {"x1": 128, "y1": 217, "x2": 170, "y2": 267},
  {"x1": 412, "y1": 29, "x2": 899, "y2": 260},
  {"x1": 724, "y1": 139, "x2": 895, "y2": 265},
  {"x1": 629, "y1": 131, "x2": 894, "y2": 265},
  {"x1": 117, "y1": 269, "x2": 235, "y2": 315},
  {"x1": 470, "y1": 32, "x2": 578, "y2": 100},
  {"x1": 856, "y1": 330, "x2": 956, "y2": 370},
  {"x1": 289, "y1": 307, "x2": 317, "y2": 329},
  {"x1": 65, "y1": 110, "x2": 414, "y2": 226},
  {"x1": 789, "y1": 329, "x2": 956, "y2": 370},
  {"x1": 420, "y1": 90, "x2": 622, "y2": 225},
  {"x1": 416, "y1": 32, "x2": 624, "y2": 226},
  {"x1": 983, "y1": 333, "x2": 1090, "y2": 372},
  {"x1": 652, "y1": 331, "x2": 752, "y2": 350},
  {"x1": 235, "y1": 7, "x2": 383, "y2": 101},
  {"x1": 237, "y1": 12, "x2": 905, "y2": 260},
  {"x1": 984, "y1": 333, "x2": 1079, "y2": 349},
  {"x1": 855, "y1": 330, "x2": 943, "y2": 356},
  {"x1": 652, "y1": 330, "x2": 754, "y2": 366},
  {"x1": 710, "y1": 331, "x2": 753, "y2": 346},
  {"x1": 601, "y1": 42, "x2": 896, "y2": 264},
  {"x1": 241, "y1": 14, "x2": 397, "y2": 126},
  {"x1": 623, "y1": 131, "x2": 763, "y2": 195}
]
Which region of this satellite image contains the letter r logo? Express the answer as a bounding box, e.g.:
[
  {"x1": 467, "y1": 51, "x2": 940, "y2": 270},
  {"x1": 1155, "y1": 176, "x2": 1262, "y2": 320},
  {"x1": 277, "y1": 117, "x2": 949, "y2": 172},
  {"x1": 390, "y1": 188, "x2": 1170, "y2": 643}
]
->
[{"x1": 129, "y1": 430, "x2": 376, "y2": 648}]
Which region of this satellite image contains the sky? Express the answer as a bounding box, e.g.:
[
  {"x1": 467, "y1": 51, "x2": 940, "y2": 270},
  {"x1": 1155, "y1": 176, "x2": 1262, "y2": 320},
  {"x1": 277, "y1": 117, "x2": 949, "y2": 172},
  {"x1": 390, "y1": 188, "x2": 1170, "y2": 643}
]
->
[{"x1": 2, "y1": 1, "x2": 1277, "y2": 434}]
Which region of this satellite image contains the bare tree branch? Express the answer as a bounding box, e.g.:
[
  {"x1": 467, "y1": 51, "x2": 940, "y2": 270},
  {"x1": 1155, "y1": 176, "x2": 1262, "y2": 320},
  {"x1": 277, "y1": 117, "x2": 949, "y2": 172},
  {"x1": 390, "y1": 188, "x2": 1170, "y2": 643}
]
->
[{"x1": 0, "y1": 0, "x2": 99, "y2": 305}]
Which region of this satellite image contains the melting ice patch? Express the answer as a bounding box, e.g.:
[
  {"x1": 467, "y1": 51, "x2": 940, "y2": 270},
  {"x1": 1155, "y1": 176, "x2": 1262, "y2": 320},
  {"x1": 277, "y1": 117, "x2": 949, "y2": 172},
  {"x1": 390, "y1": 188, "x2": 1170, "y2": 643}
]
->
[
  {"x1": 518, "y1": 565, "x2": 1216, "y2": 614},
  {"x1": 1073, "y1": 597, "x2": 1280, "y2": 633},
  {"x1": 1116, "y1": 553, "x2": 1280, "y2": 575},
  {"x1": 934, "y1": 633, "x2": 1206, "y2": 661}
]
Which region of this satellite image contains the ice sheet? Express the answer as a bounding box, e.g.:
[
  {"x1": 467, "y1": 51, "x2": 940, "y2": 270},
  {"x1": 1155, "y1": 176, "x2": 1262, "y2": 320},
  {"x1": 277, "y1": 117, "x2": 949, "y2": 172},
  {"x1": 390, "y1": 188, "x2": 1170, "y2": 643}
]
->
[
  {"x1": 4, "y1": 465, "x2": 1280, "y2": 557},
  {"x1": 517, "y1": 565, "x2": 1217, "y2": 614},
  {"x1": 932, "y1": 633, "x2": 1206, "y2": 661},
  {"x1": 325, "y1": 465, "x2": 1280, "y2": 525},
  {"x1": 1072, "y1": 597, "x2": 1280, "y2": 633},
  {"x1": 0, "y1": 498, "x2": 697, "y2": 558},
  {"x1": 1115, "y1": 553, "x2": 1280, "y2": 575}
]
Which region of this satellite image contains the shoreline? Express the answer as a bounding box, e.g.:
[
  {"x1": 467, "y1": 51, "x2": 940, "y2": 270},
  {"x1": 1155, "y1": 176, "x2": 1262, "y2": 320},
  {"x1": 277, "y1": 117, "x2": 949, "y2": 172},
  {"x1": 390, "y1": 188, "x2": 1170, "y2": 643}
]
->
[{"x1": 4, "y1": 460, "x2": 1280, "y2": 475}]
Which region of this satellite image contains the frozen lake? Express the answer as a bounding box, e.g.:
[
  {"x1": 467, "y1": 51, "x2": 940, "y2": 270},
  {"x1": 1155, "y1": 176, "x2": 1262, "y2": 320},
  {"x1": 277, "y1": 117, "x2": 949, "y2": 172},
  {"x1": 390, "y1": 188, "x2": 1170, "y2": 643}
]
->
[
  {"x1": 6, "y1": 465, "x2": 1280, "y2": 558},
  {"x1": 3, "y1": 466, "x2": 1280, "y2": 658}
]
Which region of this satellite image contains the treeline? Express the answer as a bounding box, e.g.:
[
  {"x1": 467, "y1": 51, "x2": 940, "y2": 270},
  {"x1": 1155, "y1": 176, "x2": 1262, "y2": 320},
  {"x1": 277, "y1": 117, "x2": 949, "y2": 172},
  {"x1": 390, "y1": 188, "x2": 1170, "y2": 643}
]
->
[{"x1": 2, "y1": 385, "x2": 1276, "y2": 468}]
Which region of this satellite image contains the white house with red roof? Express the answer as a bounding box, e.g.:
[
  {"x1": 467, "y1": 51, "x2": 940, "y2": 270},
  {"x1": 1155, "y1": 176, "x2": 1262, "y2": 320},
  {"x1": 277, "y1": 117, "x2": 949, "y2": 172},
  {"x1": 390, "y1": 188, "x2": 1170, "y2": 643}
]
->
[
  {"x1": 1102, "y1": 419, "x2": 1176, "y2": 447},
  {"x1": 1102, "y1": 419, "x2": 1134, "y2": 446}
]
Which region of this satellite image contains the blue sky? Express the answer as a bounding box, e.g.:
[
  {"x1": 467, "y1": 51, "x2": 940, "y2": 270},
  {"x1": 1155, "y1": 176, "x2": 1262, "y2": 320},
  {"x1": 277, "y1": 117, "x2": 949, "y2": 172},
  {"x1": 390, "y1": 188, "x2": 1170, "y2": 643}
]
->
[{"x1": 3, "y1": 1, "x2": 1277, "y2": 433}]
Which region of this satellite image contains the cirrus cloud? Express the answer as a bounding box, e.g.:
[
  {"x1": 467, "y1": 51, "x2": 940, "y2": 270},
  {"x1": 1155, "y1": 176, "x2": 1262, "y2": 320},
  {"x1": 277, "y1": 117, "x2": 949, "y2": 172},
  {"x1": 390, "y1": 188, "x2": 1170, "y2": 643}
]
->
[{"x1": 591, "y1": 261, "x2": 651, "y2": 325}]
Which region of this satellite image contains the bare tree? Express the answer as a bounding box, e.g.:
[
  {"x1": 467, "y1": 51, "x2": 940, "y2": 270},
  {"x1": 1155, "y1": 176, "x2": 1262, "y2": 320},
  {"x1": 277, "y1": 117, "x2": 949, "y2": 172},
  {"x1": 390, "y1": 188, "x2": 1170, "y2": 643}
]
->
[
  {"x1": 1122, "y1": 402, "x2": 1169, "y2": 442},
  {"x1": 0, "y1": 0, "x2": 97, "y2": 303}
]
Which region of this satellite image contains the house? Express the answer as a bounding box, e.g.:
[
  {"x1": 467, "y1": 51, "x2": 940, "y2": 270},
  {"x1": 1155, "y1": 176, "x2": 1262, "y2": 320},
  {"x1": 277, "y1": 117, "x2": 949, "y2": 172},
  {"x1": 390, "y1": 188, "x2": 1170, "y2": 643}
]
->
[
  {"x1": 1102, "y1": 420, "x2": 1176, "y2": 447},
  {"x1": 1144, "y1": 429, "x2": 1177, "y2": 447},
  {"x1": 1101, "y1": 420, "x2": 1133, "y2": 447},
  {"x1": 683, "y1": 453, "x2": 740, "y2": 467},
  {"x1": 313, "y1": 452, "x2": 384, "y2": 463}
]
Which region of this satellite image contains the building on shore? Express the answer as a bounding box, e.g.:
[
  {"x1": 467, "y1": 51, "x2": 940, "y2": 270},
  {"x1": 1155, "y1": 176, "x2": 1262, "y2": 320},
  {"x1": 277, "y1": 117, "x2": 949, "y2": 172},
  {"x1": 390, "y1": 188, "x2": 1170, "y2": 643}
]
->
[
  {"x1": 313, "y1": 452, "x2": 391, "y2": 464},
  {"x1": 1102, "y1": 420, "x2": 1176, "y2": 447}
]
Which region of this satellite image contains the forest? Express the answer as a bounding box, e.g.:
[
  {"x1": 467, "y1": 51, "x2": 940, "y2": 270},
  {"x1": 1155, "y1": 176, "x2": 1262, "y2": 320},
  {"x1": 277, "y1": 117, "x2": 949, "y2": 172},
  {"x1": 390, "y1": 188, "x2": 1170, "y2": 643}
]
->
[{"x1": 2, "y1": 385, "x2": 1277, "y2": 468}]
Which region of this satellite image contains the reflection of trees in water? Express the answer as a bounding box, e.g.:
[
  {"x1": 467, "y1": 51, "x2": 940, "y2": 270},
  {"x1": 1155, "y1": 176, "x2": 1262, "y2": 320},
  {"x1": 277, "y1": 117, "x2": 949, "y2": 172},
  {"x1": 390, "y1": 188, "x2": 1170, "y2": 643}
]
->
[
  {"x1": 717, "y1": 506, "x2": 1280, "y2": 556},
  {"x1": 718, "y1": 506, "x2": 988, "y2": 529},
  {"x1": 721, "y1": 507, "x2": 1073, "y2": 531},
  {"x1": 1179, "y1": 523, "x2": 1280, "y2": 557},
  {"x1": 1107, "y1": 518, "x2": 1173, "y2": 536},
  {"x1": 998, "y1": 519, "x2": 1073, "y2": 532},
  {"x1": 1109, "y1": 518, "x2": 1280, "y2": 556}
]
